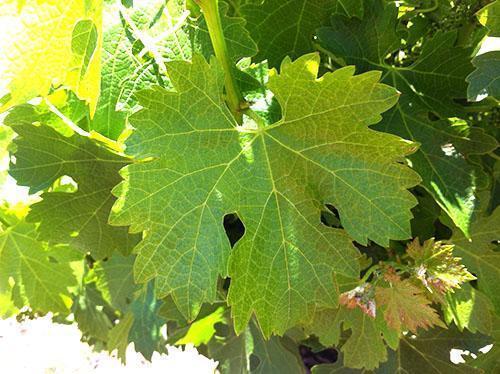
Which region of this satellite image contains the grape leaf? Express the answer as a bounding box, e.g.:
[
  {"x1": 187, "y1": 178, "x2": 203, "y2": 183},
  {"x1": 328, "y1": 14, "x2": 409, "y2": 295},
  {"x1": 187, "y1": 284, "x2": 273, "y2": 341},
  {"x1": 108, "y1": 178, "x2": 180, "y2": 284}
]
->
[
  {"x1": 480, "y1": 0, "x2": 500, "y2": 36},
  {"x1": 444, "y1": 283, "x2": 495, "y2": 335},
  {"x1": 317, "y1": 0, "x2": 498, "y2": 236},
  {"x1": 241, "y1": 0, "x2": 335, "y2": 68},
  {"x1": 7, "y1": 106, "x2": 139, "y2": 259},
  {"x1": 333, "y1": 307, "x2": 389, "y2": 370},
  {"x1": 95, "y1": 254, "x2": 138, "y2": 311},
  {"x1": 312, "y1": 327, "x2": 492, "y2": 373},
  {"x1": 0, "y1": 222, "x2": 77, "y2": 313},
  {"x1": 209, "y1": 319, "x2": 306, "y2": 374},
  {"x1": 407, "y1": 238, "x2": 475, "y2": 295},
  {"x1": 93, "y1": 0, "x2": 186, "y2": 139},
  {"x1": 110, "y1": 53, "x2": 420, "y2": 335},
  {"x1": 467, "y1": 51, "x2": 500, "y2": 101},
  {"x1": 128, "y1": 283, "x2": 165, "y2": 360},
  {"x1": 0, "y1": 0, "x2": 102, "y2": 113},
  {"x1": 108, "y1": 311, "x2": 134, "y2": 363},
  {"x1": 375, "y1": 277, "x2": 445, "y2": 334},
  {"x1": 451, "y1": 207, "x2": 500, "y2": 314},
  {"x1": 73, "y1": 283, "x2": 114, "y2": 342}
]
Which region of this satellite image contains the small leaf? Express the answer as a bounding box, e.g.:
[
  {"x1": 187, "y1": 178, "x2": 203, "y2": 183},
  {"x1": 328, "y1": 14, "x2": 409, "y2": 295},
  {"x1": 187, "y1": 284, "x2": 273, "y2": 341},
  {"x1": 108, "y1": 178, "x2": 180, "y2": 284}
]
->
[
  {"x1": 375, "y1": 276, "x2": 445, "y2": 334},
  {"x1": 407, "y1": 238, "x2": 475, "y2": 296}
]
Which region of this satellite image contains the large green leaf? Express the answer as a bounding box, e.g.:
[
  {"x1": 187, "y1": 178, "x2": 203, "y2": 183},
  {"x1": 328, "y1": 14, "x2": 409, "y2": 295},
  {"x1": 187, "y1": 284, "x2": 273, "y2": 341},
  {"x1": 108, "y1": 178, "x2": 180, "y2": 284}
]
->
[
  {"x1": 0, "y1": 0, "x2": 102, "y2": 113},
  {"x1": 0, "y1": 222, "x2": 77, "y2": 313},
  {"x1": 317, "y1": 0, "x2": 498, "y2": 236},
  {"x1": 110, "y1": 52, "x2": 419, "y2": 336},
  {"x1": 7, "y1": 106, "x2": 139, "y2": 259}
]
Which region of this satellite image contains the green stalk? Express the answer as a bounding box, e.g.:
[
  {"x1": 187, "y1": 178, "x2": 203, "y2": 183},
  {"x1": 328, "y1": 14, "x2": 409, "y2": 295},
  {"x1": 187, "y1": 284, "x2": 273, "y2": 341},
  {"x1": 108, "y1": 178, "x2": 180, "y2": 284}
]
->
[
  {"x1": 0, "y1": 215, "x2": 11, "y2": 228},
  {"x1": 197, "y1": 0, "x2": 244, "y2": 123}
]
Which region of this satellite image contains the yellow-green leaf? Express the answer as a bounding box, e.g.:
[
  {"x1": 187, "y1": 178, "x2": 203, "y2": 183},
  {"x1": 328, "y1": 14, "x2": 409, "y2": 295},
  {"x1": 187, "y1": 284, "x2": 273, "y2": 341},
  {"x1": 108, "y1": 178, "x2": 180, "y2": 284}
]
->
[{"x1": 0, "y1": 0, "x2": 102, "y2": 114}]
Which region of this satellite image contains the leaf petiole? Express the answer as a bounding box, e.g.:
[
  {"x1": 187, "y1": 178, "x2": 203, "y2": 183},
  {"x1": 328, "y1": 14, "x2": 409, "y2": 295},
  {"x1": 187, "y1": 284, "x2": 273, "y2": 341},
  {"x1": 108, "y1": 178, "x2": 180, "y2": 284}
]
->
[{"x1": 197, "y1": 0, "x2": 245, "y2": 123}]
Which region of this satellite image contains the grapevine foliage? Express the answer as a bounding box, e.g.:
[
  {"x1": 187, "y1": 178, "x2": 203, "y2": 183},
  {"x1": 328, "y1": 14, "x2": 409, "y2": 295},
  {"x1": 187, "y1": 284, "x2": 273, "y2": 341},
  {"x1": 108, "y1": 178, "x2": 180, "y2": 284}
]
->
[{"x1": 0, "y1": 0, "x2": 499, "y2": 372}]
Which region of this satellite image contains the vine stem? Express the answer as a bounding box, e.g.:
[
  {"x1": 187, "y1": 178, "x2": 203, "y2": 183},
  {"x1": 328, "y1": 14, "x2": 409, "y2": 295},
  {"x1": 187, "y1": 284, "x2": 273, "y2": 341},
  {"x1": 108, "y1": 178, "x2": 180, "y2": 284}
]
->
[{"x1": 197, "y1": 0, "x2": 244, "y2": 123}]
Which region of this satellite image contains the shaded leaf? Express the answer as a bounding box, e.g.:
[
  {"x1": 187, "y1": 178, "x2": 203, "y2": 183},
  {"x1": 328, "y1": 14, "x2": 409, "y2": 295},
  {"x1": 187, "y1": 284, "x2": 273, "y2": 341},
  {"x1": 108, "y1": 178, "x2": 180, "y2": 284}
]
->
[
  {"x1": 7, "y1": 106, "x2": 139, "y2": 259},
  {"x1": 242, "y1": 0, "x2": 335, "y2": 68},
  {"x1": 317, "y1": 0, "x2": 497, "y2": 235},
  {"x1": 467, "y1": 51, "x2": 500, "y2": 101}
]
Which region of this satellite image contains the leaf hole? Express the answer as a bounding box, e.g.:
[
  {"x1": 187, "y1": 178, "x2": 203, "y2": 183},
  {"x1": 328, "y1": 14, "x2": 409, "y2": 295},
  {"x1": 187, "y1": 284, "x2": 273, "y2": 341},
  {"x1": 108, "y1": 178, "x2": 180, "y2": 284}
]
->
[
  {"x1": 51, "y1": 175, "x2": 78, "y2": 193},
  {"x1": 321, "y1": 204, "x2": 342, "y2": 228},
  {"x1": 249, "y1": 354, "x2": 261, "y2": 371},
  {"x1": 299, "y1": 344, "x2": 338, "y2": 369},
  {"x1": 223, "y1": 213, "x2": 245, "y2": 247}
]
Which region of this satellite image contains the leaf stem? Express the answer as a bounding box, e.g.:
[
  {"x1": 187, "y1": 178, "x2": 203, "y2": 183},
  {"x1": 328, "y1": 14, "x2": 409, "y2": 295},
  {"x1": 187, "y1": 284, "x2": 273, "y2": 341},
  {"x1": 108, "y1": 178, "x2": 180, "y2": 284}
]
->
[
  {"x1": 243, "y1": 108, "x2": 266, "y2": 129},
  {"x1": 44, "y1": 98, "x2": 90, "y2": 137},
  {"x1": 0, "y1": 215, "x2": 11, "y2": 228},
  {"x1": 44, "y1": 98, "x2": 124, "y2": 154},
  {"x1": 488, "y1": 151, "x2": 500, "y2": 161},
  {"x1": 359, "y1": 264, "x2": 380, "y2": 285},
  {"x1": 197, "y1": 0, "x2": 244, "y2": 123}
]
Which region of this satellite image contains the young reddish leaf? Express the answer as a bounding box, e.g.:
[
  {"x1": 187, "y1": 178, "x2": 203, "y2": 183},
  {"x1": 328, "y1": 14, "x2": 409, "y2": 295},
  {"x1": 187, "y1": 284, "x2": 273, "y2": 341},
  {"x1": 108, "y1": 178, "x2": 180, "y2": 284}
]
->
[{"x1": 376, "y1": 276, "x2": 445, "y2": 334}]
